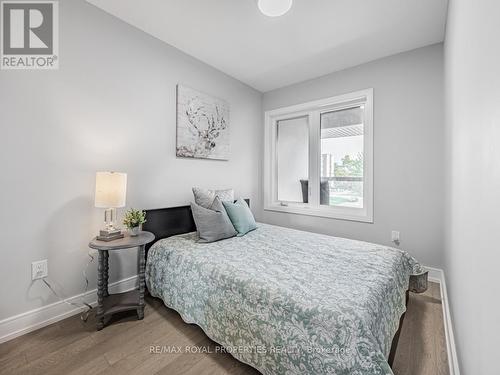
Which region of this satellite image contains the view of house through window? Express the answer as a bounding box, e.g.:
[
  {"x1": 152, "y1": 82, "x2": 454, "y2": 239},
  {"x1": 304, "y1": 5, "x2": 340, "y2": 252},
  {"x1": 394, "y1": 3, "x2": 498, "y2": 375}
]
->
[{"x1": 320, "y1": 106, "x2": 364, "y2": 208}]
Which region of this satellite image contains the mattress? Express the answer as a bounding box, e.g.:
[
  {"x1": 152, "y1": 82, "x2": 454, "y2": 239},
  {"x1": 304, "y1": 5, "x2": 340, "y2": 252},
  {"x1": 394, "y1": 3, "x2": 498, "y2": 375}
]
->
[{"x1": 145, "y1": 223, "x2": 421, "y2": 374}]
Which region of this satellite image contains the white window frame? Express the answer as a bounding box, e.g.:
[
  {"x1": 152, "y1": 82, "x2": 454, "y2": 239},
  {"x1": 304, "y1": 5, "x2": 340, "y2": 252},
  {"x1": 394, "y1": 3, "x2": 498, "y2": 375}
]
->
[{"x1": 264, "y1": 88, "x2": 374, "y2": 223}]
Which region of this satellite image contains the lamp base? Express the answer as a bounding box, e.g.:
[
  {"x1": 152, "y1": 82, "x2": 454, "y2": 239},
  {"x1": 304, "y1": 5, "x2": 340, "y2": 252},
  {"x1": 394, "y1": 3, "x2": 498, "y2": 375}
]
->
[
  {"x1": 97, "y1": 208, "x2": 123, "y2": 241},
  {"x1": 104, "y1": 208, "x2": 123, "y2": 231}
]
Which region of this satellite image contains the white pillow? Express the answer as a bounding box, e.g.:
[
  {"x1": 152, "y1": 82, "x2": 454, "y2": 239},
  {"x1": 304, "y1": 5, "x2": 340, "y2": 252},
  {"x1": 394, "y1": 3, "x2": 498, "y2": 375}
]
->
[{"x1": 192, "y1": 187, "x2": 234, "y2": 209}]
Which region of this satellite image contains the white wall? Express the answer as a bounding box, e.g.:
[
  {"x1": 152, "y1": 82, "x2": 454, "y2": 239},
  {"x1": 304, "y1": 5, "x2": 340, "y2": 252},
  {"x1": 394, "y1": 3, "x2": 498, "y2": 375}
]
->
[
  {"x1": 0, "y1": 0, "x2": 262, "y2": 320},
  {"x1": 262, "y1": 44, "x2": 445, "y2": 268},
  {"x1": 444, "y1": 0, "x2": 500, "y2": 373}
]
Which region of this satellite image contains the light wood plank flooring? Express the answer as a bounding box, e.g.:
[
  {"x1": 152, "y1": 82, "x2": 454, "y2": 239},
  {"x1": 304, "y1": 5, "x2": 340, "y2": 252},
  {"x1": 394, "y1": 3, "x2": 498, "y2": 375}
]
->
[
  {"x1": 392, "y1": 282, "x2": 449, "y2": 375},
  {"x1": 0, "y1": 282, "x2": 448, "y2": 375}
]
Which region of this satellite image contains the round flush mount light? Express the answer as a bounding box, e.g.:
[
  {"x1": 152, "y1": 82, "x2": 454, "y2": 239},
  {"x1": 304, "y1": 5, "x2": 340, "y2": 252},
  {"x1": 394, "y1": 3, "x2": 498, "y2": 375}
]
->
[{"x1": 258, "y1": 0, "x2": 293, "y2": 17}]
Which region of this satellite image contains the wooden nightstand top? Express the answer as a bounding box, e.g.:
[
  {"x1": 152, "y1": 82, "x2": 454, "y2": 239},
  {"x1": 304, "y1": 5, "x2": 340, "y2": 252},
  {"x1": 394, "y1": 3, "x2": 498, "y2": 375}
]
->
[{"x1": 89, "y1": 231, "x2": 155, "y2": 250}]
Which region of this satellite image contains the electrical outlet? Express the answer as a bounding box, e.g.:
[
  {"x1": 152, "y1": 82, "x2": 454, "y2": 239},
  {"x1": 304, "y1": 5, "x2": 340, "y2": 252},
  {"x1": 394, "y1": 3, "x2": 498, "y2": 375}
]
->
[
  {"x1": 32, "y1": 259, "x2": 48, "y2": 280},
  {"x1": 391, "y1": 231, "x2": 400, "y2": 245}
]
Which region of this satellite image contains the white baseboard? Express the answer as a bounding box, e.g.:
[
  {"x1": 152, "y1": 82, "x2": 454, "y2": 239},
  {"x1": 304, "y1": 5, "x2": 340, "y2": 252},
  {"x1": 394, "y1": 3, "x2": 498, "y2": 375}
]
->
[
  {"x1": 0, "y1": 275, "x2": 138, "y2": 344},
  {"x1": 424, "y1": 266, "x2": 460, "y2": 375}
]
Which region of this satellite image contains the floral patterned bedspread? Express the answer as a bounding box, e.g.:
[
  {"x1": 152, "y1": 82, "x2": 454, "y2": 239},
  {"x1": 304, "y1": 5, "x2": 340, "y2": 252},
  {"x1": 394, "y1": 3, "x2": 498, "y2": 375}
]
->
[{"x1": 146, "y1": 223, "x2": 421, "y2": 375}]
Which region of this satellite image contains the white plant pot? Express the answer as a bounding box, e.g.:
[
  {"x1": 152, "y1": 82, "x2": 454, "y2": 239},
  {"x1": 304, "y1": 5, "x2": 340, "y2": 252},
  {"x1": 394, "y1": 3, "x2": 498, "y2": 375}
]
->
[{"x1": 129, "y1": 226, "x2": 141, "y2": 237}]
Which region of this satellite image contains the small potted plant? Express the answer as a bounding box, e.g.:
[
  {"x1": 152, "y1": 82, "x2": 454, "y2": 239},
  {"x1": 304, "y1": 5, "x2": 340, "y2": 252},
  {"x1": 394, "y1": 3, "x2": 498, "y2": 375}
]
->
[{"x1": 123, "y1": 208, "x2": 146, "y2": 237}]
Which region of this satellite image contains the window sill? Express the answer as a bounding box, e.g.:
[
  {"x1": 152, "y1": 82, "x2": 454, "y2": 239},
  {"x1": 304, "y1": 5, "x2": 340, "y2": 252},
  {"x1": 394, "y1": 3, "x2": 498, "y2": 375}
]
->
[{"x1": 264, "y1": 204, "x2": 373, "y2": 223}]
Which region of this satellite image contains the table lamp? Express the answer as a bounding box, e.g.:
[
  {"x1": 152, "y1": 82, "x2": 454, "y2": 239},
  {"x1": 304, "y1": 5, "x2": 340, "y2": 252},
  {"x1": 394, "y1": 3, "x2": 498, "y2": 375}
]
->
[{"x1": 95, "y1": 171, "x2": 127, "y2": 241}]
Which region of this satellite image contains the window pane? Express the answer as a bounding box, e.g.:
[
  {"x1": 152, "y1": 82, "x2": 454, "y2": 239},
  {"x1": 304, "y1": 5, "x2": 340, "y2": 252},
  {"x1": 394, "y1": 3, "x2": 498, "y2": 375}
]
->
[
  {"x1": 320, "y1": 107, "x2": 364, "y2": 208},
  {"x1": 277, "y1": 116, "x2": 309, "y2": 203}
]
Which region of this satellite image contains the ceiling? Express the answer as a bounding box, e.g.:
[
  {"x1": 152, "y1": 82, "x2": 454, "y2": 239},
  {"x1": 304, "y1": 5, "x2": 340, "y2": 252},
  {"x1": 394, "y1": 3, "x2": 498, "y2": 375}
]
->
[{"x1": 86, "y1": 0, "x2": 448, "y2": 92}]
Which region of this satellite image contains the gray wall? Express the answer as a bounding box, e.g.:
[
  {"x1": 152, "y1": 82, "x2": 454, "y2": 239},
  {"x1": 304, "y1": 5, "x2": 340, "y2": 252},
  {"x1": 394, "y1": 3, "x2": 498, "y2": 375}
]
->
[
  {"x1": 444, "y1": 0, "x2": 500, "y2": 373},
  {"x1": 0, "y1": 0, "x2": 262, "y2": 320},
  {"x1": 261, "y1": 44, "x2": 445, "y2": 268}
]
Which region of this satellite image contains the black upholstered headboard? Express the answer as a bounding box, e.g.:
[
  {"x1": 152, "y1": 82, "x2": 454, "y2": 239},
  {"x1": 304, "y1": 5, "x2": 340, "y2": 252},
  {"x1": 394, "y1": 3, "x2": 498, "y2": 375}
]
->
[{"x1": 142, "y1": 199, "x2": 250, "y2": 254}]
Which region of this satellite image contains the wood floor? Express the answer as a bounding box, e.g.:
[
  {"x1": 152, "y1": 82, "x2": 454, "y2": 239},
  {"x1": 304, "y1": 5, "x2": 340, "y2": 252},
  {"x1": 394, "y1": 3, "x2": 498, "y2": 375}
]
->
[
  {"x1": 0, "y1": 282, "x2": 448, "y2": 375},
  {"x1": 392, "y1": 282, "x2": 449, "y2": 375}
]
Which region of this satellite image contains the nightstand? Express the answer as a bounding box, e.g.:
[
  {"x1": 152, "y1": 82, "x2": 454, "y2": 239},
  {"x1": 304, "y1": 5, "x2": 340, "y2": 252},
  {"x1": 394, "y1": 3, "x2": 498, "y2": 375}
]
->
[{"x1": 89, "y1": 231, "x2": 155, "y2": 330}]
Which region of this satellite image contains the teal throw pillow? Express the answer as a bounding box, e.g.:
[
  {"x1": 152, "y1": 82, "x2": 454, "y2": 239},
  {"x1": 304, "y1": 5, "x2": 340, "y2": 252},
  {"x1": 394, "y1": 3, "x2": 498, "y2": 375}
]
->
[{"x1": 222, "y1": 198, "x2": 257, "y2": 236}]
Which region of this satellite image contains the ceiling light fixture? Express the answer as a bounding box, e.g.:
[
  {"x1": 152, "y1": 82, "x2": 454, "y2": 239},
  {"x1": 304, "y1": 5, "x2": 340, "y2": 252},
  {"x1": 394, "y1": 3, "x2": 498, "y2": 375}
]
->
[{"x1": 258, "y1": 0, "x2": 293, "y2": 17}]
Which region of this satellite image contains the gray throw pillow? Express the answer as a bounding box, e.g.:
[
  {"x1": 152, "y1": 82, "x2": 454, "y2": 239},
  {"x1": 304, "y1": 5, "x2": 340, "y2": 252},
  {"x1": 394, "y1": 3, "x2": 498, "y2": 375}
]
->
[
  {"x1": 192, "y1": 187, "x2": 234, "y2": 209},
  {"x1": 191, "y1": 197, "x2": 237, "y2": 243}
]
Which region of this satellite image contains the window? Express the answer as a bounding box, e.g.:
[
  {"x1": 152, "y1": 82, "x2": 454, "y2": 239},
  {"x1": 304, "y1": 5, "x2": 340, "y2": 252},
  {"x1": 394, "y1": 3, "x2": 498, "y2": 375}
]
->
[{"x1": 264, "y1": 89, "x2": 373, "y2": 222}]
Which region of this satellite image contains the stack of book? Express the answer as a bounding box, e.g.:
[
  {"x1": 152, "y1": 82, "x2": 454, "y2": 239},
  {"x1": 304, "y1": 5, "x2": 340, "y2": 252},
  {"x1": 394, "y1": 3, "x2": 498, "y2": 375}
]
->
[{"x1": 97, "y1": 228, "x2": 124, "y2": 242}]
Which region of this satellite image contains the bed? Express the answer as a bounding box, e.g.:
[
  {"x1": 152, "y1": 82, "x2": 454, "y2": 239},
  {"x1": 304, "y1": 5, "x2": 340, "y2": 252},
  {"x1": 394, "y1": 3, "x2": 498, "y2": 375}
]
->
[{"x1": 144, "y1": 202, "x2": 420, "y2": 375}]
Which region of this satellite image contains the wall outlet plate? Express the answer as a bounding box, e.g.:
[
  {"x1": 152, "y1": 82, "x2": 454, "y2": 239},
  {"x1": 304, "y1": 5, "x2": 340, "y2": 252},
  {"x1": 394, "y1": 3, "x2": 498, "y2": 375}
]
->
[
  {"x1": 391, "y1": 230, "x2": 400, "y2": 244},
  {"x1": 32, "y1": 259, "x2": 48, "y2": 280}
]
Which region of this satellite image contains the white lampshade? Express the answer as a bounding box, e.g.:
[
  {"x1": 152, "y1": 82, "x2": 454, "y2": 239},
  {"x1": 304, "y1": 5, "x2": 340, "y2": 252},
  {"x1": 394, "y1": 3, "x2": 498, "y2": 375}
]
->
[
  {"x1": 95, "y1": 172, "x2": 127, "y2": 208},
  {"x1": 258, "y1": 0, "x2": 292, "y2": 17}
]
